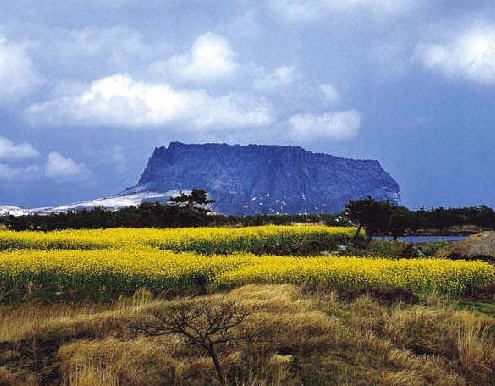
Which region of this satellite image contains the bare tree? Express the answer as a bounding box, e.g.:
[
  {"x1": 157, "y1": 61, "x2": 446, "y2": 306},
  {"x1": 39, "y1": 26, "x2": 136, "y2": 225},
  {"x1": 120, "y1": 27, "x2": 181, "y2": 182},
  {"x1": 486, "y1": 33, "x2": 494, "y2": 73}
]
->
[{"x1": 129, "y1": 297, "x2": 252, "y2": 385}]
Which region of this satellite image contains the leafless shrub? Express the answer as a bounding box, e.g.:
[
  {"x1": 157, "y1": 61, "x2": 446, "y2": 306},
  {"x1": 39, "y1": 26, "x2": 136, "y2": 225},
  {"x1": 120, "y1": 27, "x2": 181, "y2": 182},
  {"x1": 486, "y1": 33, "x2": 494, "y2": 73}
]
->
[{"x1": 130, "y1": 297, "x2": 252, "y2": 385}]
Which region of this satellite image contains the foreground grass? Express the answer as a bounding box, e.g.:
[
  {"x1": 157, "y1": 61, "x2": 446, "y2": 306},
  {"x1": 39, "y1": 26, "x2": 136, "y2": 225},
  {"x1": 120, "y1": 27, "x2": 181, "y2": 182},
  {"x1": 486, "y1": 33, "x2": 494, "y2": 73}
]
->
[
  {"x1": 1, "y1": 249, "x2": 494, "y2": 303},
  {"x1": 1, "y1": 285, "x2": 495, "y2": 385}
]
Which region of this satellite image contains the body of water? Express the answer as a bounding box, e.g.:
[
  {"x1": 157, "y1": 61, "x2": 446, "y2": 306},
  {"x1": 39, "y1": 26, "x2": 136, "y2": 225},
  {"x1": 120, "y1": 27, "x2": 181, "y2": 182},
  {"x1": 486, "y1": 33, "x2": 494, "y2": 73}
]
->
[{"x1": 373, "y1": 235, "x2": 467, "y2": 243}]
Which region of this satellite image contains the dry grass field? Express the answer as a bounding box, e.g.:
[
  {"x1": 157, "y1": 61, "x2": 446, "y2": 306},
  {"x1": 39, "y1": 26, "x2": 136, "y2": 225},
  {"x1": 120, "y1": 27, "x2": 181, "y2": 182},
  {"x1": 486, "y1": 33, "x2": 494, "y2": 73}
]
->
[{"x1": 1, "y1": 285, "x2": 495, "y2": 385}]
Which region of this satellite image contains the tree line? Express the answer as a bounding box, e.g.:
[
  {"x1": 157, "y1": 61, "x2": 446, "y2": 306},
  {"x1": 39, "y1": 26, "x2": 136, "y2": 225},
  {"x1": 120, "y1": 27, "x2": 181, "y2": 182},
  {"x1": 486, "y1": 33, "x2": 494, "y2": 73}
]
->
[
  {"x1": 0, "y1": 190, "x2": 343, "y2": 231},
  {"x1": 345, "y1": 196, "x2": 495, "y2": 240},
  {"x1": 1, "y1": 190, "x2": 495, "y2": 234}
]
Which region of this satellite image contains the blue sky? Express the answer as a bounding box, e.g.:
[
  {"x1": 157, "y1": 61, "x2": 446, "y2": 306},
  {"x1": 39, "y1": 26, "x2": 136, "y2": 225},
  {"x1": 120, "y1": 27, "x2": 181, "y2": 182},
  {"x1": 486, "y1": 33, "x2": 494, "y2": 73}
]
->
[{"x1": 0, "y1": 0, "x2": 494, "y2": 209}]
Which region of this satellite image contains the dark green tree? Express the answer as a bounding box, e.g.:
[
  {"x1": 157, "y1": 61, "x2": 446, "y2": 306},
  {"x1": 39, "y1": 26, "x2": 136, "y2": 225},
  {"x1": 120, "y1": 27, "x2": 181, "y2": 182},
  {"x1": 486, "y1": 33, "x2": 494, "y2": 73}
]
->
[
  {"x1": 169, "y1": 189, "x2": 215, "y2": 211},
  {"x1": 345, "y1": 196, "x2": 394, "y2": 241},
  {"x1": 389, "y1": 205, "x2": 413, "y2": 240}
]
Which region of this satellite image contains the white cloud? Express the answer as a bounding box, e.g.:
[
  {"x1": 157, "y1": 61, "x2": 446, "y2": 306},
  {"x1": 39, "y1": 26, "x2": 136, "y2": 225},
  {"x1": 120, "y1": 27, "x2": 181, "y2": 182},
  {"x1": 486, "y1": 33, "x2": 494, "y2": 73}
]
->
[
  {"x1": 253, "y1": 66, "x2": 296, "y2": 89},
  {"x1": 0, "y1": 136, "x2": 39, "y2": 159},
  {"x1": 45, "y1": 152, "x2": 87, "y2": 179},
  {"x1": 149, "y1": 33, "x2": 237, "y2": 82},
  {"x1": 269, "y1": 0, "x2": 416, "y2": 23},
  {"x1": 288, "y1": 110, "x2": 361, "y2": 141},
  {"x1": 319, "y1": 83, "x2": 340, "y2": 104},
  {"x1": 0, "y1": 163, "x2": 40, "y2": 182},
  {"x1": 0, "y1": 150, "x2": 87, "y2": 181},
  {"x1": 0, "y1": 36, "x2": 38, "y2": 103},
  {"x1": 26, "y1": 73, "x2": 273, "y2": 129},
  {"x1": 417, "y1": 25, "x2": 495, "y2": 84}
]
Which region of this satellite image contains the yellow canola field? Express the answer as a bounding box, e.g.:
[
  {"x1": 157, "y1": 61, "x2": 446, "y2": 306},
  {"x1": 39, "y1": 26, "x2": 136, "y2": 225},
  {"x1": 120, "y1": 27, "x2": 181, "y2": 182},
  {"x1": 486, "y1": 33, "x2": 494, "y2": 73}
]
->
[
  {"x1": 0, "y1": 226, "x2": 356, "y2": 254},
  {"x1": 219, "y1": 256, "x2": 495, "y2": 296},
  {"x1": 0, "y1": 249, "x2": 493, "y2": 301}
]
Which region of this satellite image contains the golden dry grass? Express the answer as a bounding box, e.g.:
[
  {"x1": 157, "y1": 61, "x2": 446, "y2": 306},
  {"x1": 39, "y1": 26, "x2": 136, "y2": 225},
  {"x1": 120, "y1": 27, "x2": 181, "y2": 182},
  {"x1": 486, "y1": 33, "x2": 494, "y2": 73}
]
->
[
  {"x1": 437, "y1": 231, "x2": 495, "y2": 261},
  {"x1": 1, "y1": 284, "x2": 494, "y2": 385}
]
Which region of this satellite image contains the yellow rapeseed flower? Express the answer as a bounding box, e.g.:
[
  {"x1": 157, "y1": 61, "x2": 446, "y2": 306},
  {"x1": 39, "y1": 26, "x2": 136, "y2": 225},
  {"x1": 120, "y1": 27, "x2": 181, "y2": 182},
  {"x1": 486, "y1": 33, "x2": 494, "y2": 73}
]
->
[{"x1": 0, "y1": 226, "x2": 356, "y2": 254}]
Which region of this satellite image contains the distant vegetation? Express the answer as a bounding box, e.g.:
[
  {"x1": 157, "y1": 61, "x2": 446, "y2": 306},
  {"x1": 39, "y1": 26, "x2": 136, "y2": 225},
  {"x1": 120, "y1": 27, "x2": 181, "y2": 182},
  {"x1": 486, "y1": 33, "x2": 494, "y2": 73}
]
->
[
  {"x1": 0, "y1": 189, "x2": 346, "y2": 231},
  {"x1": 2, "y1": 191, "x2": 495, "y2": 236},
  {"x1": 0, "y1": 205, "x2": 345, "y2": 231},
  {"x1": 346, "y1": 196, "x2": 495, "y2": 239}
]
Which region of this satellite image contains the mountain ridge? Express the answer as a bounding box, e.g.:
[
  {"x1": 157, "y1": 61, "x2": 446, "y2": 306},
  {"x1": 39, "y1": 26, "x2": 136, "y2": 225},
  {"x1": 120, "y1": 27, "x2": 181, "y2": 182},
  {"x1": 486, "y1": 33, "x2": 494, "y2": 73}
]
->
[{"x1": 132, "y1": 141, "x2": 400, "y2": 215}]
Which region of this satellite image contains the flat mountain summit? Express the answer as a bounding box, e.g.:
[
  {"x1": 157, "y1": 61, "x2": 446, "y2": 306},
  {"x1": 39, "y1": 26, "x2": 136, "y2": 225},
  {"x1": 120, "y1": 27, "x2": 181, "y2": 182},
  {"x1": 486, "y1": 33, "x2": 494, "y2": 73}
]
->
[
  {"x1": 129, "y1": 141, "x2": 400, "y2": 215},
  {"x1": 0, "y1": 142, "x2": 400, "y2": 216}
]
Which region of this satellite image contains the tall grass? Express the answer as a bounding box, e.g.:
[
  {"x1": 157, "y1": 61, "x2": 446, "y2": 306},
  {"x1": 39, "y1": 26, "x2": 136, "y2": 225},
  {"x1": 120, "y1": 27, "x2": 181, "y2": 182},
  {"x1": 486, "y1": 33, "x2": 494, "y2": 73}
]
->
[{"x1": 3, "y1": 285, "x2": 494, "y2": 384}]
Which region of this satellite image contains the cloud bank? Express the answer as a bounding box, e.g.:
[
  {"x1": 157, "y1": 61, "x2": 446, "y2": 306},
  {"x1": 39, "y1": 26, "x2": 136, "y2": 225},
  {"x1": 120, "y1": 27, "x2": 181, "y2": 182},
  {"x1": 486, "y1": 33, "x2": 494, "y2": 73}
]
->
[
  {"x1": 26, "y1": 73, "x2": 274, "y2": 129},
  {"x1": 149, "y1": 33, "x2": 237, "y2": 82},
  {"x1": 417, "y1": 24, "x2": 495, "y2": 84},
  {"x1": 0, "y1": 137, "x2": 86, "y2": 181},
  {"x1": 0, "y1": 136, "x2": 39, "y2": 159},
  {"x1": 45, "y1": 151, "x2": 87, "y2": 178},
  {"x1": 0, "y1": 163, "x2": 40, "y2": 182},
  {"x1": 0, "y1": 36, "x2": 38, "y2": 104}
]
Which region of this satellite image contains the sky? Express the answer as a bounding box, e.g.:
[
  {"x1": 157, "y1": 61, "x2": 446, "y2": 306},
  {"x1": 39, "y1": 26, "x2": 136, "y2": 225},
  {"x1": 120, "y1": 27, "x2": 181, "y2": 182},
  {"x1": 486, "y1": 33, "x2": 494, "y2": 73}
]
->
[{"x1": 0, "y1": 0, "x2": 494, "y2": 209}]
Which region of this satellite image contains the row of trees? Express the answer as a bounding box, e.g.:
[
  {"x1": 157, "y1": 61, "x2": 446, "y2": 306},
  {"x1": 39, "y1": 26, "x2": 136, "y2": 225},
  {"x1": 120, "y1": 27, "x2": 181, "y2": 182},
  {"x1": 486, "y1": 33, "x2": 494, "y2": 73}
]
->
[
  {"x1": 345, "y1": 196, "x2": 495, "y2": 240},
  {"x1": 1, "y1": 190, "x2": 343, "y2": 231},
  {"x1": 2, "y1": 190, "x2": 495, "y2": 234}
]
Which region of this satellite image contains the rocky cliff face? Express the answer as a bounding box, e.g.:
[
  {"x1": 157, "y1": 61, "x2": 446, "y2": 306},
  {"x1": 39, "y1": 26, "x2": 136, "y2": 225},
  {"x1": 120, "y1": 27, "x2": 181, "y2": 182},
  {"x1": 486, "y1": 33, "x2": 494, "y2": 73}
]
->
[{"x1": 133, "y1": 141, "x2": 400, "y2": 215}]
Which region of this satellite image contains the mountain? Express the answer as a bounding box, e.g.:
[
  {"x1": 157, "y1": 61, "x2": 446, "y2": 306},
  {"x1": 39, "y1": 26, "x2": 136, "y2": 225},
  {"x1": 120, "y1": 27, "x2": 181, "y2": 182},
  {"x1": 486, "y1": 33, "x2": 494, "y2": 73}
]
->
[
  {"x1": 128, "y1": 141, "x2": 400, "y2": 215},
  {"x1": 0, "y1": 142, "x2": 400, "y2": 216}
]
